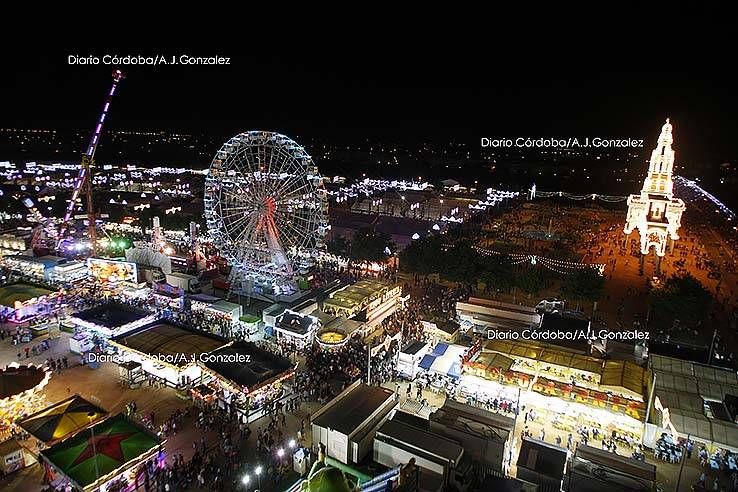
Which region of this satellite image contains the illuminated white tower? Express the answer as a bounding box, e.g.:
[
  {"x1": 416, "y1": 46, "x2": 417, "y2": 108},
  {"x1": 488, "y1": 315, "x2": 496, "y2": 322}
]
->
[{"x1": 624, "y1": 119, "x2": 686, "y2": 260}]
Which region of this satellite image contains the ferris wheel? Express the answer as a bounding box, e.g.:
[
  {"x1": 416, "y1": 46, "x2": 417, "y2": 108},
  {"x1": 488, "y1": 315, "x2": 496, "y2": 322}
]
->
[{"x1": 204, "y1": 131, "x2": 329, "y2": 291}]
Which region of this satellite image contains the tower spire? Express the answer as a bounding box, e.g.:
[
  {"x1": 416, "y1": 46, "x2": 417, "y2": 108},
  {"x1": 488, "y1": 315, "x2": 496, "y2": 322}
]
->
[{"x1": 642, "y1": 118, "x2": 676, "y2": 198}]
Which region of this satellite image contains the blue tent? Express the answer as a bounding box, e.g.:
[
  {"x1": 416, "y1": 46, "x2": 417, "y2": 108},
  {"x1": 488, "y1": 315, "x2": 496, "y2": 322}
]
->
[
  {"x1": 432, "y1": 343, "x2": 449, "y2": 356},
  {"x1": 418, "y1": 354, "x2": 436, "y2": 371}
]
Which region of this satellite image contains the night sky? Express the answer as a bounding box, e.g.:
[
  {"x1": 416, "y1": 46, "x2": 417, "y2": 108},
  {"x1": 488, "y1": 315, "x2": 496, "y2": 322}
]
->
[{"x1": 2, "y1": 48, "x2": 737, "y2": 166}]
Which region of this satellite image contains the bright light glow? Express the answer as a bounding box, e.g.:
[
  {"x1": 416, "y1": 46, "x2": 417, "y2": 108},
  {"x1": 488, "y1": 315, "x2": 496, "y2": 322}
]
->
[
  {"x1": 242, "y1": 474, "x2": 250, "y2": 485},
  {"x1": 255, "y1": 465, "x2": 262, "y2": 475},
  {"x1": 624, "y1": 119, "x2": 685, "y2": 256},
  {"x1": 277, "y1": 448, "x2": 284, "y2": 457},
  {"x1": 288, "y1": 439, "x2": 296, "y2": 448}
]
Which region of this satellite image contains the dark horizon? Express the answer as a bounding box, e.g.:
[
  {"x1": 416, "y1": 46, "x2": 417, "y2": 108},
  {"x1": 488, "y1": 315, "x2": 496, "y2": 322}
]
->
[{"x1": 2, "y1": 50, "x2": 737, "y2": 167}]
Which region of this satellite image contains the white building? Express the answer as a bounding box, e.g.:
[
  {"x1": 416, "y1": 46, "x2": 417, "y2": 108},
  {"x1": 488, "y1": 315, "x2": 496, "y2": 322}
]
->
[{"x1": 311, "y1": 381, "x2": 398, "y2": 464}]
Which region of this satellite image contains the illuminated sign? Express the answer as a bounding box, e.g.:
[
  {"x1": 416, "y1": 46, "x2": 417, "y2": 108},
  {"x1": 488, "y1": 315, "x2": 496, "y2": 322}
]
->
[{"x1": 86, "y1": 258, "x2": 138, "y2": 283}]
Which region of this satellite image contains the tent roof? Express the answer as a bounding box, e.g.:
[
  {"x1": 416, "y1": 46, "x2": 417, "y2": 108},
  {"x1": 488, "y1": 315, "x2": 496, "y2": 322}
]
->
[
  {"x1": 473, "y1": 352, "x2": 515, "y2": 374},
  {"x1": 655, "y1": 389, "x2": 705, "y2": 414},
  {"x1": 19, "y1": 395, "x2": 108, "y2": 444},
  {"x1": 0, "y1": 364, "x2": 50, "y2": 399},
  {"x1": 41, "y1": 413, "x2": 162, "y2": 490},
  {"x1": 653, "y1": 370, "x2": 699, "y2": 395},
  {"x1": 485, "y1": 340, "x2": 604, "y2": 376},
  {"x1": 600, "y1": 361, "x2": 648, "y2": 399}
]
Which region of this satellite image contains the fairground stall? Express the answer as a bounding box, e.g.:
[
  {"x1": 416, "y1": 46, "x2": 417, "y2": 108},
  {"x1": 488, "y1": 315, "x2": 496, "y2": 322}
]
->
[
  {"x1": 0, "y1": 281, "x2": 63, "y2": 323},
  {"x1": 69, "y1": 301, "x2": 157, "y2": 339},
  {"x1": 397, "y1": 341, "x2": 430, "y2": 379},
  {"x1": 195, "y1": 341, "x2": 295, "y2": 422},
  {"x1": 463, "y1": 340, "x2": 648, "y2": 449},
  {"x1": 322, "y1": 279, "x2": 401, "y2": 322},
  {"x1": 0, "y1": 363, "x2": 52, "y2": 442},
  {"x1": 151, "y1": 281, "x2": 184, "y2": 311},
  {"x1": 2, "y1": 255, "x2": 65, "y2": 282},
  {"x1": 418, "y1": 343, "x2": 468, "y2": 384},
  {"x1": 315, "y1": 316, "x2": 363, "y2": 351},
  {"x1": 18, "y1": 395, "x2": 108, "y2": 472},
  {"x1": 40, "y1": 413, "x2": 164, "y2": 492},
  {"x1": 108, "y1": 320, "x2": 228, "y2": 389},
  {"x1": 274, "y1": 309, "x2": 320, "y2": 349},
  {"x1": 86, "y1": 257, "x2": 138, "y2": 284},
  {"x1": 191, "y1": 294, "x2": 243, "y2": 324},
  {"x1": 48, "y1": 260, "x2": 88, "y2": 285}
]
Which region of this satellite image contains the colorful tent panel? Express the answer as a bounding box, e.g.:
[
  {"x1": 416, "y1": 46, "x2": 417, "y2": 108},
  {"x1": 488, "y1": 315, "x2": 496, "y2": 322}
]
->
[
  {"x1": 431, "y1": 343, "x2": 449, "y2": 356},
  {"x1": 42, "y1": 413, "x2": 162, "y2": 490},
  {"x1": 19, "y1": 394, "x2": 108, "y2": 443},
  {"x1": 418, "y1": 355, "x2": 436, "y2": 371}
]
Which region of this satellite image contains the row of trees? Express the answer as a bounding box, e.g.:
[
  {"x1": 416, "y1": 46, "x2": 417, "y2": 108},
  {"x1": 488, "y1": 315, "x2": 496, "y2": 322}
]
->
[
  {"x1": 399, "y1": 236, "x2": 605, "y2": 303},
  {"x1": 327, "y1": 228, "x2": 395, "y2": 263}
]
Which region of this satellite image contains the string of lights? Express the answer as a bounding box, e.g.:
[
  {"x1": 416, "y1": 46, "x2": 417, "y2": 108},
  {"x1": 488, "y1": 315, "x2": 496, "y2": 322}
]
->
[
  {"x1": 675, "y1": 175, "x2": 736, "y2": 222},
  {"x1": 473, "y1": 245, "x2": 605, "y2": 275}
]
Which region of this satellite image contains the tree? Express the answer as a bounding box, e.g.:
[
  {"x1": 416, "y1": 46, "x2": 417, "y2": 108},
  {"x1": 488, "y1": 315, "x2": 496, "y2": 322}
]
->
[
  {"x1": 327, "y1": 236, "x2": 351, "y2": 257},
  {"x1": 349, "y1": 228, "x2": 394, "y2": 263},
  {"x1": 515, "y1": 268, "x2": 546, "y2": 296},
  {"x1": 479, "y1": 255, "x2": 515, "y2": 293},
  {"x1": 399, "y1": 236, "x2": 445, "y2": 274},
  {"x1": 561, "y1": 268, "x2": 605, "y2": 305},
  {"x1": 649, "y1": 274, "x2": 713, "y2": 328},
  {"x1": 440, "y1": 243, "x2": 478, "y2": 282}
]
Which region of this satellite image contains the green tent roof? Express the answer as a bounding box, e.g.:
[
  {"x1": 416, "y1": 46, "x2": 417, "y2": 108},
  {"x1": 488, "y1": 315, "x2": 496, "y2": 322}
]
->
[{"x1": 41, "y1": 413, "x2": 162, "y2": 489}]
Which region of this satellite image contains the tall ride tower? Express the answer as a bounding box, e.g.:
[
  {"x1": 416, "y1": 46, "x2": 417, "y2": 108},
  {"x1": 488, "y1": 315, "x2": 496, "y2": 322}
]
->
[{"x1": 624, "y1": 119, "x2": 686, "y2": 273}]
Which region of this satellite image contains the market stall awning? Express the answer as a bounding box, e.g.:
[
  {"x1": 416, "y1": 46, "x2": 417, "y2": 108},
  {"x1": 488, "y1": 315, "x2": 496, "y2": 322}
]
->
[
  {"x1": 485, "y1": 340, "x2": 544, "y2": 361},
  {"x1": 485, "y1": 339, "x2": 602, "y2": 377},
  {"x1": 19, "y1": 395, "x2": 107, "y2": 444},
  {"x1": 41, "y1": 413, "x2": 162, "y2": 491}
]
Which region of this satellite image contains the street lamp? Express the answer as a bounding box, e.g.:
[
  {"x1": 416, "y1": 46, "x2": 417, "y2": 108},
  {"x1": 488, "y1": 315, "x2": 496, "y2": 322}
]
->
[
  {"x1": 242, "y1": 474, "x2": 250, "y2": 487},
  {"x1": 87, "y1": 411, "x2": 100, "y2": 484},
  {"x1": 277, "y1": 448, "x2": 285, "y2": 458},
  {"x1": 288, "y1": 439, "x2": 296, "y2": 449},
  {"x1": 255, "y1": 465, "x2": 262, "y2": 489}
]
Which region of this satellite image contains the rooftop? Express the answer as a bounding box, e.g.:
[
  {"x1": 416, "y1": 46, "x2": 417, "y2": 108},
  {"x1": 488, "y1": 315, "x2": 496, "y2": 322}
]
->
[
  {"x1": 402, "y1": 341, "x2": 427, "y2": 355},
  {"x1": 312, "y1": 383, "x2": 395, "y2": 435},
  {"x1": 110, "y1": 321, "x2": 227, "y2": 366},
  {"x1": 41, "y1": 413, "x2": 162, "y2": 490},
  {"x1": 73, "y1": 302, "x2": 151, "y2": 329},
  {"x1": 376, "y1": 418, "x2": 463, "y2": 462},
  {"x1": 202, "y1": 341, "x2": 294, "y2": 392},
  {"x1": 0, "y1": 282, "x2": 57, "y2": 307},
  {"x1": 517, "y1": 438, "x2": 567, "y2": 478}
]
